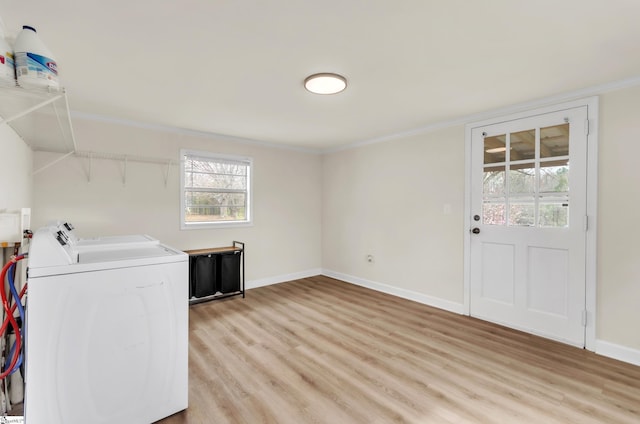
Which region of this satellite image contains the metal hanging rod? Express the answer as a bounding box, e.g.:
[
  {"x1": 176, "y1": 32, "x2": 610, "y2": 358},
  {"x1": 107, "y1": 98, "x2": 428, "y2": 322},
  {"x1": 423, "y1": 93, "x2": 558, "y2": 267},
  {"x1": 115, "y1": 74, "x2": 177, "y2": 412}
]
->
[
  {"x1": 73, "y1": 150, "x2": 178, "y2": 166},
  {"x1": 74, "y1": 151, "x2": 177, "y2": 186},
  {"x1": 33, "y1": 150, "x2": 178, "y2": 188}
]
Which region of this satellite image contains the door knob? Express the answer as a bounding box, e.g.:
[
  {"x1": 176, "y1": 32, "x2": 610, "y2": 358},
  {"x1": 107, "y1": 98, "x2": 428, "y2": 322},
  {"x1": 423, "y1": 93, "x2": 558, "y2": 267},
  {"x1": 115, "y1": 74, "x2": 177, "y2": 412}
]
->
[{"x1": 471, "y1": 227, "x2": 480, "y2": 234}]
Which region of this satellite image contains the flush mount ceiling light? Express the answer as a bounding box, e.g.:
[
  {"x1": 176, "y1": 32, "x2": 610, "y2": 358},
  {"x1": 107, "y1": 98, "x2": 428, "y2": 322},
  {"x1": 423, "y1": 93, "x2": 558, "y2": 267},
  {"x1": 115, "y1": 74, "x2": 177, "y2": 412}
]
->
[{"x1": 304, "y1": 73, "x2": 347, "y2": 95}]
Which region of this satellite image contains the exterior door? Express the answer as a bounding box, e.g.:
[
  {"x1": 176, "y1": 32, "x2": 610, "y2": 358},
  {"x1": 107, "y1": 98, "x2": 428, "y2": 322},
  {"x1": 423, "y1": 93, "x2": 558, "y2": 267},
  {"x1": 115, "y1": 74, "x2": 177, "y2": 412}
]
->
[{"x1": 469, "y1": 106, "x2": 588, "y2": 347}]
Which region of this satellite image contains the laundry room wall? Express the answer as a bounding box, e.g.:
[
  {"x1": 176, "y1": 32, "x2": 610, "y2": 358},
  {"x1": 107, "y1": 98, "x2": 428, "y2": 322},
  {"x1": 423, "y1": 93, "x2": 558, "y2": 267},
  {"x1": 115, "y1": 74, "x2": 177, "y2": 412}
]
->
[
  {"x1": 32, "y1": 117, "x2": 323, "y2": 286},
  {"x1": 0, "y1": 123, "x2": 32, "y2": 211},
  {"x1": 322, "y1": 125, "x2": 466, "y2": 312},
  {"x1": 596, "y1": 84, "x2": 640, "y2": 358}
]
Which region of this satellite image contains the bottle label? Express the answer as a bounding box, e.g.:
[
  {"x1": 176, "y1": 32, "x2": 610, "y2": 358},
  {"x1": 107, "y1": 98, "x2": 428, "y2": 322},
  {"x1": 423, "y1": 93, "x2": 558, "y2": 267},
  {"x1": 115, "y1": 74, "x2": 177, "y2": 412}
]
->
[
  {"x1": 0, "y1": 52, "x2": 14, "y2": 67},
  {"x1": 0, "y1": 52, "x2": 14, "y2": 81},
  {"x1": 15, "y1": 52, "x2": 58, "y2": 80}
]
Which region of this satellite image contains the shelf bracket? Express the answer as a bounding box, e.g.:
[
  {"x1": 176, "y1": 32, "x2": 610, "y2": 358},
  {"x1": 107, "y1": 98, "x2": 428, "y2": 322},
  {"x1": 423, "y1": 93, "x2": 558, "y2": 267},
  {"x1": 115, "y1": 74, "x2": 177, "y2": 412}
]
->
[
  {"x1": 2, "y1": 87, "x2": 78, "y2": 174},
  {"x1": 120, "y1": 156, "x2": 128, "y2": 186},
  {"x1": 163, "y1": 159, "x2": 172, "y2": 188},
  {"x1": 86, "y1": 152, "x2": 93, "y2": 183},
  {"x1": 32, "y1": 151, "x2": 75, "y2": 176},
  {"x1": 0, "y1": 92, "x2": 64, "y2": 126},
  {"x1": 62, "y1": 91, "x2": 78, "y2": 152}
]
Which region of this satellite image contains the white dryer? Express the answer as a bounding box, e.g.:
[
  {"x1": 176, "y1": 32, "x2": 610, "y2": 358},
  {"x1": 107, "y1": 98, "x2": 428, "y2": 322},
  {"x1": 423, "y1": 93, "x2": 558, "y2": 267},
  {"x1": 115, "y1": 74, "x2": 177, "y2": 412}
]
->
[{"x1": 25, "y1": 227, "x2": 188, "y2": 424}]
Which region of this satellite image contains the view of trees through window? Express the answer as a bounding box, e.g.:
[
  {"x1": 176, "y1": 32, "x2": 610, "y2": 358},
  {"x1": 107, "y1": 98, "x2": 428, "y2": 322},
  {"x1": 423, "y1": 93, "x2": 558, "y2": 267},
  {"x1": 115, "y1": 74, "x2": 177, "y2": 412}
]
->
[
  {"x1": 483, "y1": 165, "x2": 569, "y2": 227},
  {"x1": 183, "y1": 154, "x2": 250, "y2": 223},
  {"x1": 482, "y1": 125, "x2": 570, "y2": 228}
]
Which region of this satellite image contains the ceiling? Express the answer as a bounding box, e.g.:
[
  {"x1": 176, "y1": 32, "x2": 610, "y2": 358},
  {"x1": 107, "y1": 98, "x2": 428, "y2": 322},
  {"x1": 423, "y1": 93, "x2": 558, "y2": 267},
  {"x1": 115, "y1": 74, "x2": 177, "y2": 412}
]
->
[{"x1": 2, "y1": 0, "x2": 640, "y2": 152}]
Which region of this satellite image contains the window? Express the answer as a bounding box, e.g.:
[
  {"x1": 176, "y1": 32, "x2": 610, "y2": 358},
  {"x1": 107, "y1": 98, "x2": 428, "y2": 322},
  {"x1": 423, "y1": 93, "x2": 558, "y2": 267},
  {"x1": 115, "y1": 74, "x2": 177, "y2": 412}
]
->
[
  {"x1": 180, "y1": 150, "x2": 252, "y2": 229},
  {"x1": 482, "y1": 123, "x2": 570, "y2": 228}
]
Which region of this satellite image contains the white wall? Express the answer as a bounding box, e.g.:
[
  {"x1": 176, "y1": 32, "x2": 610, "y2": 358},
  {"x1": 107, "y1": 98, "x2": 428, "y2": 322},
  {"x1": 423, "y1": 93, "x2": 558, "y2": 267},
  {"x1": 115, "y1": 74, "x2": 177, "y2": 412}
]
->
[
  {"x1": 0, "y1": 123, "x2": 31, "y2": 295},
  {"x1": 1, "y1": 124, "x2": 32, "y2": 212},
  {"x1": 597, "y1": 85, "x2": 640, "y2": 353},
  {"x1": 32, "y1": 118, "x2": 323, "y2": 285},
  {"x1": 322, "y1": 126, "x2": 465, "y2": 311}
]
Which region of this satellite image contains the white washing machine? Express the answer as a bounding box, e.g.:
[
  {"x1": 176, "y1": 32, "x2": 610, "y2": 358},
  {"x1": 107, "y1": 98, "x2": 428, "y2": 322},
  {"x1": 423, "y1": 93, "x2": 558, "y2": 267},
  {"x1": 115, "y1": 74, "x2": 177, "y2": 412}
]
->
[{"x1": 25, "y1": 226, "x2": 188, "y2": 424}]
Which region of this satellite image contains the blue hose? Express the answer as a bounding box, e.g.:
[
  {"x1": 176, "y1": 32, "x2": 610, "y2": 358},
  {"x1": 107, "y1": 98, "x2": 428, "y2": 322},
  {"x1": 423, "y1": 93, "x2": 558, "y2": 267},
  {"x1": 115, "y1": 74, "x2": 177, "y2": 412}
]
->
[{"x1": 4, "y1": 262, "x2": 25, "y2": 375}]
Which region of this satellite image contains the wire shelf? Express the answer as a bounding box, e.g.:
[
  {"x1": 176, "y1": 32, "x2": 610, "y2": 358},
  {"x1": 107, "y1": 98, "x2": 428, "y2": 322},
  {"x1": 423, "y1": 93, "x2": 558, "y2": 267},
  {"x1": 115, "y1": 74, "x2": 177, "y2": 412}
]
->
[{"x1": 0, "y1": 84, "x2": 76, "y2": 154}]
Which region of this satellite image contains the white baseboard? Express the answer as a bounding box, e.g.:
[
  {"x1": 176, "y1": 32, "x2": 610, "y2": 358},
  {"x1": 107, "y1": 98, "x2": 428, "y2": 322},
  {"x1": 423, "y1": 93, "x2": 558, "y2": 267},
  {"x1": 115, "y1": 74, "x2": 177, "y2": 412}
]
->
[
  {"x1": 596, "y1": 340, "x2": 640, "y2": 367},
  {"x1": 321, "y1": 269, "x2": 465, "y2": 315},
  {"x1": 246, "y1": 268, "x2": 323, "y2": 290}
]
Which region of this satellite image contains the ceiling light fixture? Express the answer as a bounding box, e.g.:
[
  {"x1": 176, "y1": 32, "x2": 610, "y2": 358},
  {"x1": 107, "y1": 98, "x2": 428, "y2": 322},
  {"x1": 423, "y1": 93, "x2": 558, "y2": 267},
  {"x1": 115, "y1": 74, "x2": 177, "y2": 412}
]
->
[
  {"x1": 304, "y1": 73, "x2": 347, "y2": 95},
  {"x1": 485, "y1": 147, "x2": 507, "y2": 153}
]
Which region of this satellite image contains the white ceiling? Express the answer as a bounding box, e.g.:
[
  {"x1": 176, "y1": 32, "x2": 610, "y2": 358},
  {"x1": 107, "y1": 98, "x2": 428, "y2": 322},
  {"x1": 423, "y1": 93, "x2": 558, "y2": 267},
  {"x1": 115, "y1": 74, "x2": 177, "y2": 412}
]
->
[{"x1": 2, "y1": 0, "x2": 640, "y2": 152}]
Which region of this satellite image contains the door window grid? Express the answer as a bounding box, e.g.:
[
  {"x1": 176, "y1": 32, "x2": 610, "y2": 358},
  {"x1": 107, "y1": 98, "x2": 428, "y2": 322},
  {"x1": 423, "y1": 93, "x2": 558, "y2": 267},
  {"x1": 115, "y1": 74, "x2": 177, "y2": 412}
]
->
[{"x1": 482, "y1": 124, "x2": 570, "y2": 228}]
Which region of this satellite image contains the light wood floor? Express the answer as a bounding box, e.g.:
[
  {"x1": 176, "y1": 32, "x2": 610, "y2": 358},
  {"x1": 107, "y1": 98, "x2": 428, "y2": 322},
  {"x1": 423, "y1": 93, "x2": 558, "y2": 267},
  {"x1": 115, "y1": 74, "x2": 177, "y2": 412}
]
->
[{"x1": 159, "y1": 275, "x2": 640, "y2": 424}]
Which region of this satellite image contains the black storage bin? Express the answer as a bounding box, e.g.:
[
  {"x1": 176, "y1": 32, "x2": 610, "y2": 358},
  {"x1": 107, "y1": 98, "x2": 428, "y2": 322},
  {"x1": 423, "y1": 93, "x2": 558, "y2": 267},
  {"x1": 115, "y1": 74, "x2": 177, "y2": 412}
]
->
[
  {"x1": 190, "y1": 254, "x2": 218, "y2": 298},
  {"x1": 185, "y1": 242, "x2": 244, "y2": 304},
  {"x1": 219, "y1": 251, "x2": 241, "y2": 293}
]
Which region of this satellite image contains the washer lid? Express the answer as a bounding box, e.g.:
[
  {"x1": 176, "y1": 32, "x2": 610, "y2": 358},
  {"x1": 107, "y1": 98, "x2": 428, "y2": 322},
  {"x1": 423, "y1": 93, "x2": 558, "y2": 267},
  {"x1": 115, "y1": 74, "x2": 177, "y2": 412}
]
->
[
  {"x1": 28, "y1": 244, "x2": 187, "y2": 278},
  {"x1": 72, "y1": 234, "x2": 159, "y2": 251},
  {"x1": 79, "y1": 245, "x2": 180, "y2": 264},
  {"x1": 47, "y1": 221, "x2": 159, "y2": 251}
]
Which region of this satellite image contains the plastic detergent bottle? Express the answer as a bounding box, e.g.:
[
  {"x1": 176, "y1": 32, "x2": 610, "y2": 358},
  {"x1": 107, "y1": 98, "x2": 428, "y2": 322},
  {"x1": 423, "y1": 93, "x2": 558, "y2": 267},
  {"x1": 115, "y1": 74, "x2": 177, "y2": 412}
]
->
[
  {"x1": 14, "y1": 25, "x2": 59, "y2": 90},
  {"x1": 0, "y1": 18, "x2": 16, "y2": 87}
]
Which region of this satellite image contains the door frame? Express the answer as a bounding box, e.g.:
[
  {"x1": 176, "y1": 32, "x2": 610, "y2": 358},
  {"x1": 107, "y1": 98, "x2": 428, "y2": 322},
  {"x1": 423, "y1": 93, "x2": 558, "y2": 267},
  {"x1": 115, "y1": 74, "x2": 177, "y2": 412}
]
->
[{"x1": 463, "y1": 97, "x2": 599, "y2": 351}]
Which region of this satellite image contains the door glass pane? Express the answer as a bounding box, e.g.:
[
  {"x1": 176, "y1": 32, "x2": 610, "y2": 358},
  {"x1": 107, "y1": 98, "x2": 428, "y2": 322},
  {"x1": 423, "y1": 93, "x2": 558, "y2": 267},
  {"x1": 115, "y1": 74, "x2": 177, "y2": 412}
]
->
[
  {"x1": 540, "y1": 123, "x2": 569, "y2": 158},
  {"x1": 539, "y1": 197, "x2": 569, "y2": 228},
  {"x1": 539, "y1": 161, "x2": 569, "y2": 193},
  {"x1": 509, "y1": 199, "x2": 535, "y2": 226},
  {"x1": 484, "y1": 134, "x2": 507, "y2": 164},
  {"x1": 479, "y1": 120, "x2": 572, "y2": 229},
  {"x1": 510, "y1": 129, "x2": 536, "y2": 161},
  {"x1": 483, "y1": 200, "x2": 506, "y2": 225},
  {"x1": 483, "y1": 169, "x2": 505, "y2": 196},
  {"x1": 509, "y1": 164, "x2": 535, "y2": 194}
]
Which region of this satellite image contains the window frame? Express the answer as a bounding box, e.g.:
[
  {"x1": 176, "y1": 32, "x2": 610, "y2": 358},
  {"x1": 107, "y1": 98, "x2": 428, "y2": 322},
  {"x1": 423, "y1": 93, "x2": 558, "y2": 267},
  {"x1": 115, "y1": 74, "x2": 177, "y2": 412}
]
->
[{"x1": 180, "y1": 149, "x2": 253, "y2": 230}]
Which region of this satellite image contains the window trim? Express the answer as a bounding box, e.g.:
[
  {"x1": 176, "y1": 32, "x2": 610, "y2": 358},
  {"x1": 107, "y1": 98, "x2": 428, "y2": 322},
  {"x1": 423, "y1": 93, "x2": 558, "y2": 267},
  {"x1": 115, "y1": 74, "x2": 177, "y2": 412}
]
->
[{"x1": 180, "y1": 149, "x2": 253, "y2": 230}]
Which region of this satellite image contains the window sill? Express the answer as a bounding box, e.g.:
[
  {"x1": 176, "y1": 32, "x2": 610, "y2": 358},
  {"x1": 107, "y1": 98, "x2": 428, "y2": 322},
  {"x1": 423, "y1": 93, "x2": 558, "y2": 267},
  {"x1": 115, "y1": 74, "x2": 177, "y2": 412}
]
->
[{"x1": 180, "y1": 220, "x2": 253, "y2": 230}]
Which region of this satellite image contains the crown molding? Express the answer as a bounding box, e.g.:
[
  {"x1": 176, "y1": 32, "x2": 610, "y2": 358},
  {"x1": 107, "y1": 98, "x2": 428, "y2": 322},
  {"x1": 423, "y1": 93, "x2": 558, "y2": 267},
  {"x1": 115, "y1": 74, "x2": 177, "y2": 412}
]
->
[{"x1": 324, "y1": 74, "x2": 640, "y2": 154}]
